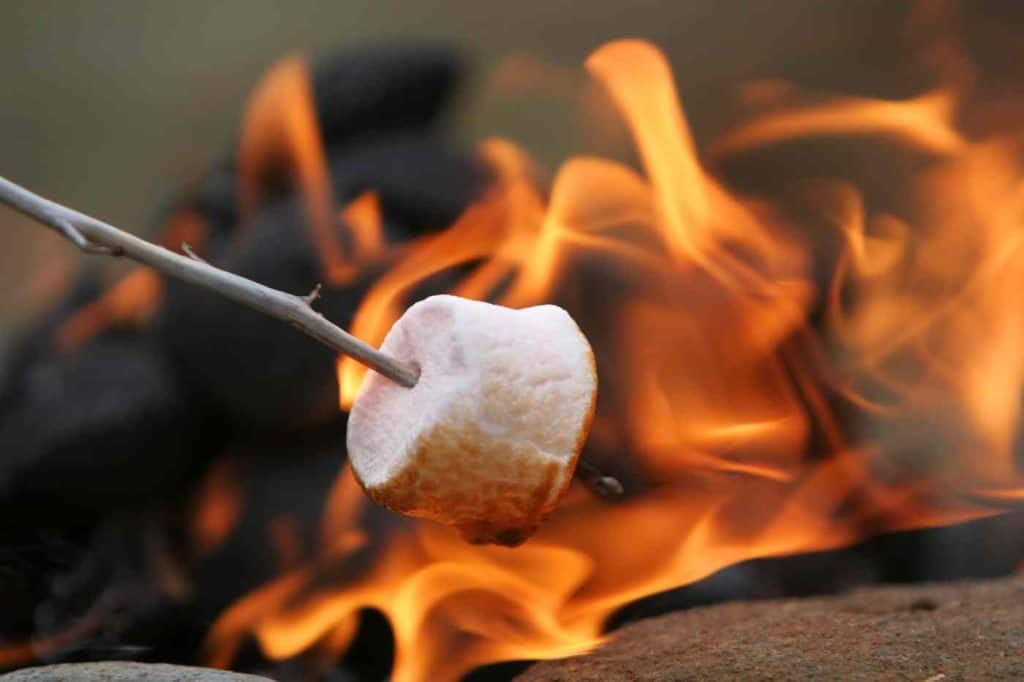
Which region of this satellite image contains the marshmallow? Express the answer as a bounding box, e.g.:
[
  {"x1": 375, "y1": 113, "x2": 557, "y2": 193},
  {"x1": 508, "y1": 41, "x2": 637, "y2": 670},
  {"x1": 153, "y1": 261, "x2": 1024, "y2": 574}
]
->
[{"x1": 346, "y1": 295, "x2": 597, "y2": 545}]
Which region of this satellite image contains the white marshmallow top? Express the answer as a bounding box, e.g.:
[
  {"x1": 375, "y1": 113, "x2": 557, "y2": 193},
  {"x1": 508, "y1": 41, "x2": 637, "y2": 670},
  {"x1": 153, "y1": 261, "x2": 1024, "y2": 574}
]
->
[{"x1": 346, "y1": 294, "x2": 597, "y2": 545}]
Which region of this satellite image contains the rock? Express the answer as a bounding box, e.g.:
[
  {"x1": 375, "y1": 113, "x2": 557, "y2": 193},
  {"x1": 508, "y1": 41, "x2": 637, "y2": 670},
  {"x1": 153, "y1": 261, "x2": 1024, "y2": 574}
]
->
[
  {"x1": 520, "y1": 576, "x2": 1024, "y2": 681},
  {"x1": 0, "y1": 661, "x2": 270, "y2": 681}
]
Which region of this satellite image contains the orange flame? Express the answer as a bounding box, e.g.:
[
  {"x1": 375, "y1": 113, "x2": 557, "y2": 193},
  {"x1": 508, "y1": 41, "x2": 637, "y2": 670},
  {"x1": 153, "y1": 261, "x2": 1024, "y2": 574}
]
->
[
  {"x1": 239, "y1": 56, "x2": 354, "y2": 284},
  {"x1": 339, "y1": 190, "x2": 386, "y2": 266},
  {"x1": 57, "y1": 54, "x2": 376, "y2": 353},
  {"x1": 54, "y1": 268, "x2": 164, "y2": 350},
  {"x1": 336, "y1": 139, "x2": 547, "y2": 409},
  {"x1": 207, "y1": 34, "x2": 1024, "y2": 682},
  {"x1": 189, "y1": 457, "x2": 244, "y2": 556},
  {"x1": 708, "y1": 89, "x2": 966, "y2": 160}
]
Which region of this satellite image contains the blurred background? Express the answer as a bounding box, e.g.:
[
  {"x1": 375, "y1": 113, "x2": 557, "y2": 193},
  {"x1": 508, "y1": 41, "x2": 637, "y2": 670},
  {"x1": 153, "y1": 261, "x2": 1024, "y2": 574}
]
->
[{"x1": 0, "y1": 0, "x2": 914, "y2": 345}]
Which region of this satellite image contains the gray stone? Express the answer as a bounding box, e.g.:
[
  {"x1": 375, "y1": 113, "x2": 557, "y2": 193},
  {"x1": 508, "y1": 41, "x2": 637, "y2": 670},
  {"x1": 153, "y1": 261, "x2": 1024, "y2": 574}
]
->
[{"x1": 1, "y1": 662, "x2": 271, "y2": 682}]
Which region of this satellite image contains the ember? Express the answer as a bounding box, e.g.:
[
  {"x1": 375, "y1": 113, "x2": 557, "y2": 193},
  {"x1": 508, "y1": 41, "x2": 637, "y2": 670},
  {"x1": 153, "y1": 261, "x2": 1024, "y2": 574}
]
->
[{"x1": 2, "y1": 3, "x2": 1024, "y2": 681}]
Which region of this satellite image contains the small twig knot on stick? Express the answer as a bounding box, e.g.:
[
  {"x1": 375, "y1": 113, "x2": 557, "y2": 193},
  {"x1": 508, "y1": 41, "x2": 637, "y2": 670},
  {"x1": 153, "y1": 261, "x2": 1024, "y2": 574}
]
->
[
  {"x1": 181, "y1": 242, "x2": 207, "y2": 263},
  {"x1": 302, "y1": 283, "x2": 323, "y2": 307}
]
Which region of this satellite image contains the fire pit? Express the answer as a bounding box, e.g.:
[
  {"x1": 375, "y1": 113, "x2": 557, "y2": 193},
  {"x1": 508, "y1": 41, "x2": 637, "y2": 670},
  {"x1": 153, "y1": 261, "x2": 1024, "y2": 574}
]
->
[{"x1": 2, "y1": 2, "x2": 1023, "y2": 680}]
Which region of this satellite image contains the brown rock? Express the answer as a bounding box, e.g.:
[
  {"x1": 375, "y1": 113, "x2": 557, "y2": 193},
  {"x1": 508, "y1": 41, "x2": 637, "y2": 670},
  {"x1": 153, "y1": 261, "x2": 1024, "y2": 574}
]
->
[{"x1": 520, "y1": 576, "x2": 1024, "y2": 681}]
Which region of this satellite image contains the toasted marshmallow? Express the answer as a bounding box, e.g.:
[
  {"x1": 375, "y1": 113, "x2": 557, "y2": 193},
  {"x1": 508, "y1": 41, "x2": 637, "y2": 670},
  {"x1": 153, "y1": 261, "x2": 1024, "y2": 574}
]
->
[{"x1": 347, "y1": 295, "x2": 597, "y2": 545}]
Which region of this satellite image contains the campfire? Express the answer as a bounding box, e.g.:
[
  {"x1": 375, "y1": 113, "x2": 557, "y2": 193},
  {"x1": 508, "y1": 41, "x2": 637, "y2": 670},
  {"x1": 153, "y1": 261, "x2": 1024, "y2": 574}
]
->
[{"x1": 2, "y1": 4, "x2": 1024, "y2": 680}]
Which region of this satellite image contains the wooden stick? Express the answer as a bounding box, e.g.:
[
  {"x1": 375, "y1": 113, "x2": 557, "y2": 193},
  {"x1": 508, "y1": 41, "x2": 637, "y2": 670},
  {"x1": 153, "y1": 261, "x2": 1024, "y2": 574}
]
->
[
  {"x1": 0, "y1": 176, "x2": 420, "y2": 387},
  {"x1": 1, "y1": 175, "x2": 623, "y2": 498}
]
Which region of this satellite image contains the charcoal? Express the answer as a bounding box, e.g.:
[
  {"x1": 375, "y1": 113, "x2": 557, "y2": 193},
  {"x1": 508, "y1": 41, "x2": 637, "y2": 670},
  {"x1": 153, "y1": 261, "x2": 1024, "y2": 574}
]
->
[
  {"x1": 223, "y1": 43, "x2": 465, "y2": 221},
  {"x1": 0, "y1": 275, "x2": 102, "y2": 395},
  {"x1": 330, "y1": 133, "x2": 487, "y2": 231},
  {"x1": 156, "y1": 137, "x2": 483, "y2": 428},
  {"x1": 312, "y1": 44, "x2": 463, "y2": 147},
  {"x1": 0, "y1": 272, "x2": 216, "y2": 523},
  {"x1": 0, "y1": 509, "x2": 199, "y2": 673},
  {"x1": 171, "y1": 158, "x2": 241, "y2": 255},
  {"x1": 150, "y1": 43, "x2": 465, "y2": 263},
  {"x1": 0, "y1": 527, "x2": 89, "y2": 643},
  {"x1": 0, "y1": 334, "x2": 214, "y2": 525},
  {"x1": 871, "y1": 512, "x2": 1024, "y2": 583},
  {"x1": 156, "y1": 198, "x2": 363, "y2": 427},
  {"x1": 178, "y1": 421, "x2": 405, "y2": 678},
  {"x1": 193, "y1": 161, "x2": 239, "y2": 231},
  {"x1": 185, "y1": 420, "x2": 349, "y2": 623}
]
